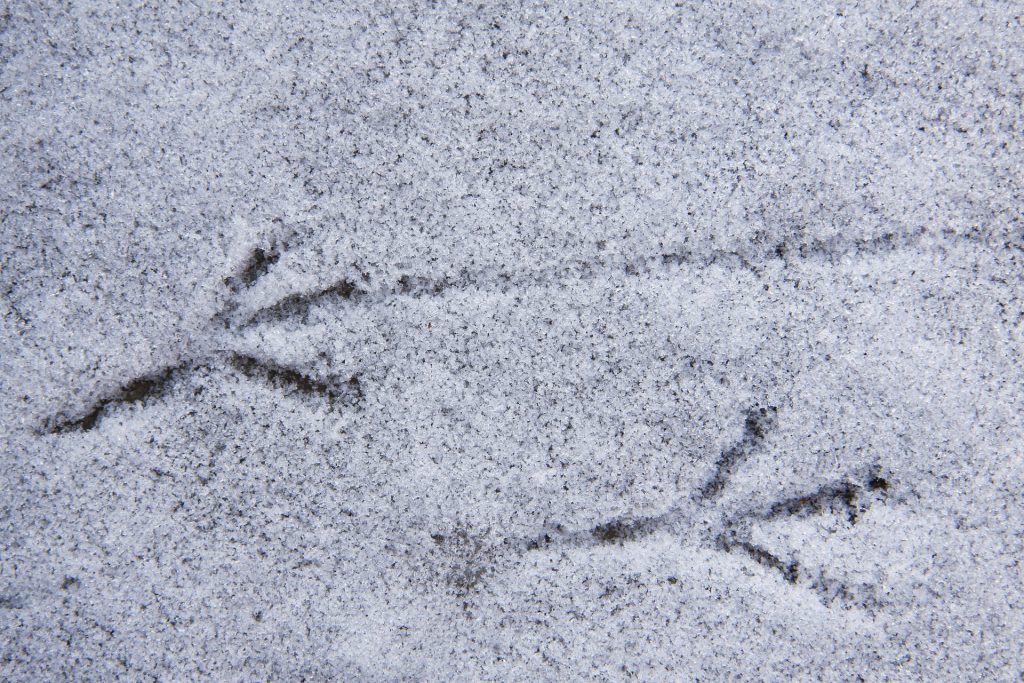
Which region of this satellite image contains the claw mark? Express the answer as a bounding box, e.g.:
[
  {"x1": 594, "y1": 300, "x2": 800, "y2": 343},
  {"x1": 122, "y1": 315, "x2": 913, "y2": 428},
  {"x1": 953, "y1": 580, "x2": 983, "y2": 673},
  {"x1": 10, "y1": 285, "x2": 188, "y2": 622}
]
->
[
  {"x1": 227, "y1": 227, "x2": 931, "y2": 332},
  {"x1": 718, "y1": 470, "x2": 892, "y2": 604},
  {"x1": 508, "y1": 468, "x2": 893, "y2": 612},
  {"x1": 697, "y1": 405, "x2": 777, "y2": 500},
  {"x1": 224, "y1": 219, "x2": 308, "y2": 293},
  {"x1": 201, "y1": 225, "x2": 945, "y2": 356},
  {"x1": 229, "y1": 246, "x2": 280, "y2": 290},
  {"x1": 242, "y1": 279, "x2": 362, "y2": 327},
  {"x1": 514, "y1": 405, "x2": 782, "y2": 558},
  {"x1": 45, "y1": 362, "x2": 191, "y2": 433},
  {"x1": 762, "y1": 480, "x2": 863, "y2": 524},
  {"x1": 43, "y1": 353, "x2": 362, "y2": 434},
  {"x1": 41, "y1": 221, "x2": 370, "y2": 435},
  {"x1": 592, "y1": 518, "x2": 647, "y2": 544},
  {"x1": 227, "y1": 353, "x2": 362, "y2": 408},
  {"x1": 718, "y1": 535, "x2": 800, "y2": 583}
]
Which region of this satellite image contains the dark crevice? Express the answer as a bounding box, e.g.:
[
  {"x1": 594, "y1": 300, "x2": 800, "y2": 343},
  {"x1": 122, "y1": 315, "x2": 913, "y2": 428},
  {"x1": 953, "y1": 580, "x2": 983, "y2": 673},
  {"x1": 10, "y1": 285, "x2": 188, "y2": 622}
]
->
[
  {"x1": 240, "y1": 271, "x2": 461, "y2": 329},
  {"x1": 590, "y1": 515, "x2": 664, "y2": 545},
  {"x1": 43, "y1": 353, "x2": 363, "y2": 435},
  {"x1": 868, "y1": 476, "x2": 889, "y2": 491},
  {"x1": 763, "y1": 481, "x2": 864, "y2": 525},
  {"x1": 231, "y1": 246, "x2": 280, "y2": 289},
  {"x1": 726, "y1": 470, "x2": 891, "y2": 533},
  {"x1": 242, "y1": 279, "x2": 362, "y2": 327},
  {"x1": 719, "y1": 536, "x2": 800, "y2": 584},
  {"x1": 223, "y1": 221, "x2": 304, "y2": 294},
  {"x1": 45, "y1": 362, "x2": 190, "y2": 433},
  {"x1": 697, "y1": 405, "x2": 777, "y2": 500},
  {"x1": 227, "y1": 228, "x2": 932, "y2": 331},
  {"x1": 521, "y1": 509, "x2": 679, "y2": 553},
  {"x1": 593, "y1": 519, "x2": 638, "y2": 544},
  {"x1": 227, "y1": 353, "x2": 361, "y2": 408}
]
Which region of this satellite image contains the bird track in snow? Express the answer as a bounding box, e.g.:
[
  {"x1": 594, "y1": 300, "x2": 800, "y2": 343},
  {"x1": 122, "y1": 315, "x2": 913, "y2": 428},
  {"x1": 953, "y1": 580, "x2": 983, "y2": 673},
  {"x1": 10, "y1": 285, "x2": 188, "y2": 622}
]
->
[{"x1": 41, "y1": 225, "x2": 907, "y2": 611}]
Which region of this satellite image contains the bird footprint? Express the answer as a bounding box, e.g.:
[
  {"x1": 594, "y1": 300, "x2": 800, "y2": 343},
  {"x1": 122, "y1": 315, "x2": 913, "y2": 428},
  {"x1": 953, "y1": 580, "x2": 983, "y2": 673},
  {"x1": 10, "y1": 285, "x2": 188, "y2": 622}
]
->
[{"x1": 41, "y1": 221, "x2": 901, "y2": 614}]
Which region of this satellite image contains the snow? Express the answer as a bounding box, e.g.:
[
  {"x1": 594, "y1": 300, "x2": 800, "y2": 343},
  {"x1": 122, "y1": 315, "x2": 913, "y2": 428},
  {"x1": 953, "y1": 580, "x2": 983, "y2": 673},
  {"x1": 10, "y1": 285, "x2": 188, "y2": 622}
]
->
[{"x1": 2, "y1": 1, "x2": 1022, "y2": 680}]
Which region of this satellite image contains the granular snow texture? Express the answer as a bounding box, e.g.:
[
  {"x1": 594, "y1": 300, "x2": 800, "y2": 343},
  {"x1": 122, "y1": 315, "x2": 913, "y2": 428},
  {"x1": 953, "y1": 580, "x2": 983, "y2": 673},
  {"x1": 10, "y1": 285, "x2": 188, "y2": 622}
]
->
[{"x1": 2, "y1": 1, "x2": 1023, "y2": 681}]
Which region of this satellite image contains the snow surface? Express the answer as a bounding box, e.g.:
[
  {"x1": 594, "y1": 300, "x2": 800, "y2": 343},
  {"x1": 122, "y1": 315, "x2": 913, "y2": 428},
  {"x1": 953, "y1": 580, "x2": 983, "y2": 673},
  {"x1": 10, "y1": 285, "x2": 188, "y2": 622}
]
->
[{"x1": 2, "y1": 1, "x2": 1023, "y2": 680}]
